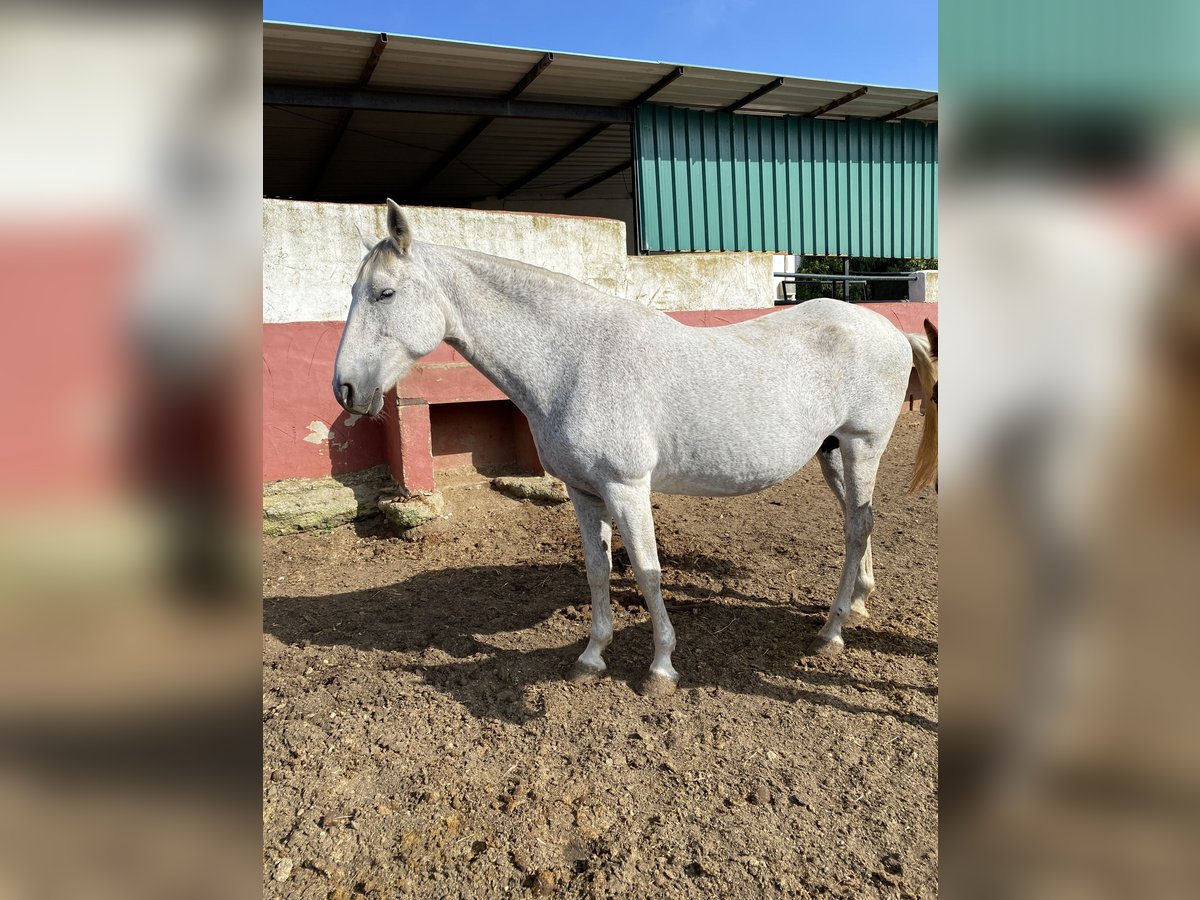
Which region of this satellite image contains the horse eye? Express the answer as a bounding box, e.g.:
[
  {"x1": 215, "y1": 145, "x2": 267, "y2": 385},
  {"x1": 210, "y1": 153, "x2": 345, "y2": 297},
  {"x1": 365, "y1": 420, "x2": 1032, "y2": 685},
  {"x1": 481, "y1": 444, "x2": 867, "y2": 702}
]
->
[{"x1": 378, "y1": 288, "x2": 395, "y2": 302}]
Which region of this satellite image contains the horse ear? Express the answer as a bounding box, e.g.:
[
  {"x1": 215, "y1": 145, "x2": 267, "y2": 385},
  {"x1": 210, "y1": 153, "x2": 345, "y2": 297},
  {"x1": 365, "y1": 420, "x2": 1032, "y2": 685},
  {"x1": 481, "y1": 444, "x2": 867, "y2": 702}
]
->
[
  {"x1": 923, "y1": 318, "x2": 938, "y2": 359},
  {"x1": 353, "y1": 221, "x2": 375, "y2": 253},
  {"x1": 386, "y1": 198, "x2": 413, "y2": 254}
]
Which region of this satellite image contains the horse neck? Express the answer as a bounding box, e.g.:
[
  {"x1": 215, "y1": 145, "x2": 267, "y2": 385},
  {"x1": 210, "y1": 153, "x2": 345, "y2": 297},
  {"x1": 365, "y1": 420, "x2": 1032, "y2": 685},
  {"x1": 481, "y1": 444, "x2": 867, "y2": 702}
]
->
[{"x1": 430, "y1": 245, "x2": 606, "y2": 419}]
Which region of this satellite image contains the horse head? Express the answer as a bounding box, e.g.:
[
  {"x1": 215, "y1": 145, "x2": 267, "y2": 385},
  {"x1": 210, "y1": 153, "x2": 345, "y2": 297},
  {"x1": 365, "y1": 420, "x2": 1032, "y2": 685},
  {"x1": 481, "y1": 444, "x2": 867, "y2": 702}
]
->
[{"x1": 333, "y1": 199, "x2": 449, "y2": 415}]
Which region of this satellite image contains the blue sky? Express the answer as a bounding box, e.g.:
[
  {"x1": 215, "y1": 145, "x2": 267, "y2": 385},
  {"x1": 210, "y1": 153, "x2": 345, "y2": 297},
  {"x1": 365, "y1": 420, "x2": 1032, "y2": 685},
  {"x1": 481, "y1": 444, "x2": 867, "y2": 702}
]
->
[{"x1": 264, "y1": 0, "x2": 937, "y2": 90}]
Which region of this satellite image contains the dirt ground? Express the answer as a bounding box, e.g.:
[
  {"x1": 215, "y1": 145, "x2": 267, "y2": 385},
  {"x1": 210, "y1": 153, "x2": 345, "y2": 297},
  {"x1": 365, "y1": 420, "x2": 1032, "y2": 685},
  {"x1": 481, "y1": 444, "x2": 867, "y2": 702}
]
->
[{"x1": 263, "y1": 412, "x2": 938, "y2": 899}]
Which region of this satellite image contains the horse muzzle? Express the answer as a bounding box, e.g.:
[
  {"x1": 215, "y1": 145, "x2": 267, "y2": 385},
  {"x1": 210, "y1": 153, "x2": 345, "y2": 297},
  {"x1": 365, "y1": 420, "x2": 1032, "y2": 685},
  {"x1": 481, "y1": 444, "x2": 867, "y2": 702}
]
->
[{"x1": 334, "y1": 379, "x2": 384, "y2": 416}]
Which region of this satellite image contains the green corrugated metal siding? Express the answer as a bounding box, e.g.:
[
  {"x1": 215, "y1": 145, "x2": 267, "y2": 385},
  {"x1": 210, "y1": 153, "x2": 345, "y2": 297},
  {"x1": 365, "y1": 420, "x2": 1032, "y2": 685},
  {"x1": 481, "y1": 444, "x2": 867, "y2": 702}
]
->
[{"x1": 634, "y1": 105, "x2": 937, "y2": 258}]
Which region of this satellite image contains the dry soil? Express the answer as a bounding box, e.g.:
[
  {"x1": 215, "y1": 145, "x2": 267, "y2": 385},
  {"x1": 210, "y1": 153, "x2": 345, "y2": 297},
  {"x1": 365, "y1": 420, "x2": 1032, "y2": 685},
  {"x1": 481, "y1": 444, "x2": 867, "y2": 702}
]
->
[{"x1": 263, "y1": 412, "x2": 937, "y2": 899}]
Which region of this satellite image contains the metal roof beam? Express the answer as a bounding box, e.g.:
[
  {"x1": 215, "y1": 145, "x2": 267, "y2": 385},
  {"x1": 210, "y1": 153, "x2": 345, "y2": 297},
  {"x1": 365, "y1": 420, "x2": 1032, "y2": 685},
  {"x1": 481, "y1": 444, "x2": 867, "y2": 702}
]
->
[
  {"x1": 877, "y1": 93, "x2": 938, "y2": 122},
  {"x1": 415, "y1": 53, "x2": 555, "y2": 193},
  {"x1": 357, "y1": 32, "x2": 390, "y2": 84},
  {"x1": 564, "y1": 159, "x2": 631, "y2": 198},
  {"x1": 804, "y1": 86, "x2": 868, "y2": 118},
  {"x1": 630, "y1": 66, "x2": 686, "y2": 106},
  {"x1": 724, "y1": 77, "x2": 785, "y2": 113},
  {"x1": 497, "y1": 123, "x2": 611, "y2": 198},
  {"x1": 306, "y1": 32, "x2": 388, "y2": 196},
  {"x1": 265, "y1": 84, "x2": 631, "y2": 123},
  {"x1": 506, "y1": 52, "x2": 555, "y2": 100},
  {"x1": 495, "y1": 66, "x2": 683, "y2": 199}
]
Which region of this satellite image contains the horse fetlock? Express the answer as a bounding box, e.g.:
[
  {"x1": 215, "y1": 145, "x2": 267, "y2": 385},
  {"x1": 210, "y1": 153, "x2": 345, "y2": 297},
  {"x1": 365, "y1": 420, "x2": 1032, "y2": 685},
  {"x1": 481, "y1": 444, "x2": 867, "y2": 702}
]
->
[
  {"x1": 657, "y1": 629, "x2": 676, "y2": 655},
  {"x1": 845, "y1": 599, "x2": 871, "y2": 626},
  {"x1": 650, "y1": 655, "x2": 679, "y2": 681},
  {"x1": 589, "y1": 618, "x2": 614, "y2": 644},
  {"x1": 580, "y1": 636, "x2": 609, "y2": 664}
]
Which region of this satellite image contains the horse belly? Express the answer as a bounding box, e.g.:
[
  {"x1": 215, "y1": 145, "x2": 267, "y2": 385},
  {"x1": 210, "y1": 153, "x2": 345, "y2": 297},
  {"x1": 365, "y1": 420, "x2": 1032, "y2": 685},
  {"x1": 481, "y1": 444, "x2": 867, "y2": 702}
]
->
[
  {"x1": 651, "y1": 434, "x2": 818, "y2": 497},
  {"x1": 651, "y1": 467, "x2": 797, "y2": 497}
]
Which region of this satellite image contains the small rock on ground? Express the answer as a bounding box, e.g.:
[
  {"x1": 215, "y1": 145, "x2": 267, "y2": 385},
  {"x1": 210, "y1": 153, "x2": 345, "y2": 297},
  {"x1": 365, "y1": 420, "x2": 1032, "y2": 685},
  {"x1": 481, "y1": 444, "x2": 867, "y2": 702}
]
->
[
  {"x1": 491, "y1": 475, "x2": 569, "y2": 504},
  {"x1": 272, "y1": 858, "x2": 293, "y2": 882},
  {"x1": 378, "y1": 491, "x2": 445, "y2": 529}
]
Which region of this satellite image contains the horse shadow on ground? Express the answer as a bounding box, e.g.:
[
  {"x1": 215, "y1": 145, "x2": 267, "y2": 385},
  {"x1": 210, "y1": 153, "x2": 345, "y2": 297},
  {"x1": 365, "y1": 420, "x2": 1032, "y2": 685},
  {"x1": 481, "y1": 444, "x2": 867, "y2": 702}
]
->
[{"x1": 263, "y1": 558, "x2": 937, "y2": 734}]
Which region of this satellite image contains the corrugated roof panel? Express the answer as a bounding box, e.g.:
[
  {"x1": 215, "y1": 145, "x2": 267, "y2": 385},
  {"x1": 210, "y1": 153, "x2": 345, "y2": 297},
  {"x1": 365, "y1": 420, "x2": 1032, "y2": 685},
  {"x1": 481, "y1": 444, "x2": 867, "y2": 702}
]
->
[
  {"x1": 368, "y1": 44, "x2": 542, "y2": 96},
  {"x1": 264, "y1": 22, "x2": 937, "y2": 120},
  {"x1": 518, "y1": 57, "x2": 677, "y2": 105},
  {"x1": 513, "y1": 129, "x2": 632, "y2": 192},
  {"x1": 420, "y1": 121, "x2": 632, "y2": 200},
  {"x1": 263, "y1": 24, "x2": 378, "y2": 85}
]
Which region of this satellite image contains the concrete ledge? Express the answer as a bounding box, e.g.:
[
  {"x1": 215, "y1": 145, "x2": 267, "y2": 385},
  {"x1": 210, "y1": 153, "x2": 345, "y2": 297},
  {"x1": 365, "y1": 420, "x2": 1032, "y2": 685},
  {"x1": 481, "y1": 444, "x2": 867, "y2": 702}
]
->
[
  {"x1": 262, "y1": 466, "x2": 395, "y2": 535},
  {"x1": 263, "y1": 467, "x2": 451, "y2": 535}
]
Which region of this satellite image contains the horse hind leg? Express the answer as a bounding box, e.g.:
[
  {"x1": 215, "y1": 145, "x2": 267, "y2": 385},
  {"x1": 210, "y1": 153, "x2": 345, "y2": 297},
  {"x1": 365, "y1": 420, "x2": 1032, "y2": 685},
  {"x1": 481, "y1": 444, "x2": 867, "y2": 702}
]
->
[
  {"x1": 567, "y1": 487, "x2": 614, "y2": 683},
  {"x1": 810, "y1": 440, "x2": 883, "y2": 656},
  {"x1": 818, "y1": 439, "x2": 876, "y2": 626}
]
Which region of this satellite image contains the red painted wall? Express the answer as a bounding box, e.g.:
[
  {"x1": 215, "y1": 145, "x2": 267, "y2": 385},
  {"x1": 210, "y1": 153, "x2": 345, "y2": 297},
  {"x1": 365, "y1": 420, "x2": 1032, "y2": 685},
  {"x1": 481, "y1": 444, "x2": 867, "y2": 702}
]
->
[{"x1": 261, "y1": 303, "x2": 937, "y2": 483}]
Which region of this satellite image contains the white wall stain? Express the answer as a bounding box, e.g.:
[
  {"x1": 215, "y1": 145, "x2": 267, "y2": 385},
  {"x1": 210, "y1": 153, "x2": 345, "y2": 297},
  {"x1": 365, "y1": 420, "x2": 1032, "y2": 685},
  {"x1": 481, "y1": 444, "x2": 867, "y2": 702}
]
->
[
  {"x1": 342, "y1": 413, "x2": 361, "y2": 427},
  {"x1": 302, "y1": 420, "x2": 332, "y2": 444}
]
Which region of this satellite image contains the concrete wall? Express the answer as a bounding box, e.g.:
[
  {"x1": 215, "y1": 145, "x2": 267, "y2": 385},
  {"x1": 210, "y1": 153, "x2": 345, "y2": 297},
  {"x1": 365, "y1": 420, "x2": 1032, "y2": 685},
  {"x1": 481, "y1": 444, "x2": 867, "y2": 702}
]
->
[
  {"x1": 472, "y1": 197, "x2": 638, "y2": 255},
  {"x1": 263, "y1": 199, "x2": 775, "y2": 323}
]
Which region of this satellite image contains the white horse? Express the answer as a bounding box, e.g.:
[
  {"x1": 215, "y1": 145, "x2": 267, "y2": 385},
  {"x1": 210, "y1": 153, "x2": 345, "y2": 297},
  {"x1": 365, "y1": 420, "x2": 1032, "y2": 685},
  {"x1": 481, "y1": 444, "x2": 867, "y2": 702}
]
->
[{"x1": 334, "y1": 200, "x2": 937, "y2": 695}]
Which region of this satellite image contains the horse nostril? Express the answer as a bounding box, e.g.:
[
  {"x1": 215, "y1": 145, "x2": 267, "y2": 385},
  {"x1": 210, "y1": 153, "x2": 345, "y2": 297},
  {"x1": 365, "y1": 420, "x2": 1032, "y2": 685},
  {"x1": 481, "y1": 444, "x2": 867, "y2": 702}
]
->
[{"x1": 339, "y1": 382, "x2": 354, "y2": 409}]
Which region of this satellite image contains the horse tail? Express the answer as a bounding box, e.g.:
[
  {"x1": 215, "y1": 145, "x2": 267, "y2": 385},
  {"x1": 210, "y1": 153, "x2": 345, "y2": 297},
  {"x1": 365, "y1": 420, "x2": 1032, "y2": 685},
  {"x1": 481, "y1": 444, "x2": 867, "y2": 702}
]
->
[{"x1": 905, "y1": 322, "x2": 938, "y2": 493}]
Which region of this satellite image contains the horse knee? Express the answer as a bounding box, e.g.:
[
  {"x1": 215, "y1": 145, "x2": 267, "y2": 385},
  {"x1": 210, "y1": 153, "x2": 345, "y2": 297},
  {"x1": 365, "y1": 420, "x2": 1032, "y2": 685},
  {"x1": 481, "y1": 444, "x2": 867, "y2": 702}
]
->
[
  {"x1": 845, "y1": 502, "x2": 873, "y2": 543},
  {"x1": 632, "y1": 564, "x2": 662, "y2": 597},
  {"x1": 586, "y1": 569, "x2": 610, "y2": 592}
]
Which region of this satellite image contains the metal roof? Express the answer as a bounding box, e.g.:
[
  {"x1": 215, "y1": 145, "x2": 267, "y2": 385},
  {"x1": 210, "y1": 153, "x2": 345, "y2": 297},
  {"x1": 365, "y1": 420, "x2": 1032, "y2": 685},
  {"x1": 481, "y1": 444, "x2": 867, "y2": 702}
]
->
[{"x1": 264, "y1": 21, "x2": 937, "y2": 205}]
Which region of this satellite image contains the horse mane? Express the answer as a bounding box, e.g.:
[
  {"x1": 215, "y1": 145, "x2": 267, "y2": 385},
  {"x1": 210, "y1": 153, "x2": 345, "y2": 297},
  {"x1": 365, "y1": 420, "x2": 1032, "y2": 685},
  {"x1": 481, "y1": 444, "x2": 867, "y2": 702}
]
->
[
  {"x1": 355, "y1": 239, "x2": 401, "y2": 282},
  {"x1": 444, "y1": 242, "x2": 658, "y2": 316}
]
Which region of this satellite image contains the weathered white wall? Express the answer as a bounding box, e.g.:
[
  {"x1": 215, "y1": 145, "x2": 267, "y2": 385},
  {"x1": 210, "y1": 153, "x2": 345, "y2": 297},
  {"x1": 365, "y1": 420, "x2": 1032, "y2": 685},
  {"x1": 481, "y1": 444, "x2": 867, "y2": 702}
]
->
[
  {"x1": 263, "y1": 199, "x2": 775, "y2": 323},
  {"x1": 472, "y1": 197, "x2": 638, "y2": 255},
  {"x1": 625, "y1": 253, "x2": 775, "y2": 311}
]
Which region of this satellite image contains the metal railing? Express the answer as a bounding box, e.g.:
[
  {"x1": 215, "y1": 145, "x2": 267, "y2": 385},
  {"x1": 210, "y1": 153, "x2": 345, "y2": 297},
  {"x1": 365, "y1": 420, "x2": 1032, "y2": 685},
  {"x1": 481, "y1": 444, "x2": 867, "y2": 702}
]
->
[{"x1": 774, "y1": 271, "x2": 918, "y2": 304}]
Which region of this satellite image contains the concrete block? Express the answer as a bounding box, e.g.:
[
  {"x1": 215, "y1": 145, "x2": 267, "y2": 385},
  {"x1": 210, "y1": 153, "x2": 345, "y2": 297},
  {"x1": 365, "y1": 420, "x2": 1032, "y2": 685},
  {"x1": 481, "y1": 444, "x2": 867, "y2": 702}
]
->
[
  {"x1": 378, "y1": 491, "x2": 445, "y2": 529},
  {"x1": 908, "y1": 270, "x2": 939, "y2": 303}
]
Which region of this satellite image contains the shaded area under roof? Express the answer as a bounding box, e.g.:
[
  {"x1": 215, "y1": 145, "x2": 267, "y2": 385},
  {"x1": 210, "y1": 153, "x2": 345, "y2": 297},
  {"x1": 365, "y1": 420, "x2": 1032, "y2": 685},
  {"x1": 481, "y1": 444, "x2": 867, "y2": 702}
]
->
[{"x1": 264, "y1": 21, "x2": 937, "y2": 206}]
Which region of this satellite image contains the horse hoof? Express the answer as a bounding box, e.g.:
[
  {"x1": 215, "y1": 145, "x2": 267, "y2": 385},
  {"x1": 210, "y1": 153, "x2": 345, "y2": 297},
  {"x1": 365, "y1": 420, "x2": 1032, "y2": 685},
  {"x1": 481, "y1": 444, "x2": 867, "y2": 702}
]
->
[
  {"x1": 845, "y1": 604, "x2": 870, "y2": 627},
  {"x1": 807, "y1": 635, "x2": 845, "y2": 657},
  {"x1": 639, "y1": 672, "x2": 679, "y2": 699},
  {"x1": 569, "y1": 661, "x2": 606, "y2": 684}
]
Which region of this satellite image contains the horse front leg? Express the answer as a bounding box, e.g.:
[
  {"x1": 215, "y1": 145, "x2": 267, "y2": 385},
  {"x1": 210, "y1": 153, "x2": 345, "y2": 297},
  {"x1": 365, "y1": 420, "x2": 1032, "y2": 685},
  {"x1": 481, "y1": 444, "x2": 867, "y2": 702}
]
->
[
  {"x1": 601, "y1": 479, "x2": 678, "y2": 697},
  {"x1": 567, "y1": 487, "x2": 614, "y2": 683}
]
